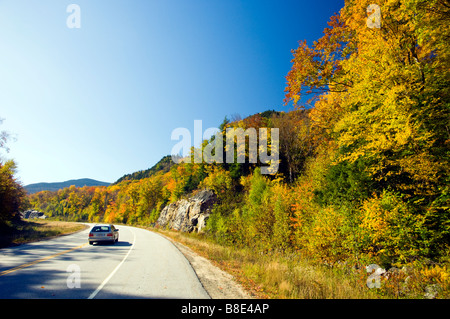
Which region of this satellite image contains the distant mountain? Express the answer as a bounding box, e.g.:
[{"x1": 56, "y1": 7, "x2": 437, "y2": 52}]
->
[
  {"x1": 25, "y1": 178, "x2": 110, "y2": 194},
  {"x1": 114, "y1": 155, "x2": 175, "y2": 184}
]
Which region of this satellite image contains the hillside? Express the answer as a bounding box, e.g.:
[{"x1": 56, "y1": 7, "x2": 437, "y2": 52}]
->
[
  {"x1": 25, "y1": 178, "x2": 110, "y2": 194},
  {"x1": 114, "y1": 155, "x2": 175, "y2": 184},
  {"x1": 22, "y1": 1, "x2": 450, "y2": 299}
]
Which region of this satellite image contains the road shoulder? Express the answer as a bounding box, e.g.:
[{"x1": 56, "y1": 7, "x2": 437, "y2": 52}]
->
[{"x1": 158, "y1": 233, "x2": 252, "y2": 299}]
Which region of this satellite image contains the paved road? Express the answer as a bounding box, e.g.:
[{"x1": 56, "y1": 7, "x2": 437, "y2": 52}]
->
[{"x1": 0, "y1": 224, "x2": 210, "y2": 299}]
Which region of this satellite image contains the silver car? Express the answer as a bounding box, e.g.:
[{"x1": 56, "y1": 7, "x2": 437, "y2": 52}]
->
[{"x1": 88, "y1": 224, "x2": 119, "y2": 245}]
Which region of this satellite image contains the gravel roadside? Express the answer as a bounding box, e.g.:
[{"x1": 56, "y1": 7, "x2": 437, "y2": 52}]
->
[{"x1": 161, "y1": 235, "x2": 252, "y2": 299}]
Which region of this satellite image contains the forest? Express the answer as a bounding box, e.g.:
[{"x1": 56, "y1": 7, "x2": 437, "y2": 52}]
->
[{"x1": 1, "y1": 0, "x2": 449, "y2": 295}]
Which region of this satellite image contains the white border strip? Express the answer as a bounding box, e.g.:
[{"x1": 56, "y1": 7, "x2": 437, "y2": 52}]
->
[{"x1": 87, "y1": 229, "x2": 136, "y2": 299}]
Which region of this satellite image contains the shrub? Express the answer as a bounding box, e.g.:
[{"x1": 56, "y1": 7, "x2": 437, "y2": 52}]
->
[
  {"x1": 199, "y1": 165, "x2": 233, "y2": 201},
  {"x1": 359, "y1": 191, "x2": 427, "y2": 267}
]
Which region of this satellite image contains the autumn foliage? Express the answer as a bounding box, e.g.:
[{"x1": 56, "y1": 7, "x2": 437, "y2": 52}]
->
[{"x1": 27, "y1": 0, "x2": 449, "y2": 294}]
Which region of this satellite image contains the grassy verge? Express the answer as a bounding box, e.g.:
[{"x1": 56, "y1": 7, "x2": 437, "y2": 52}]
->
[
  {"x1": 0, "y1": 219, "x2": 87, "y2": 248},
  {"x1": 150, "y1": 228, "x2": 375, "y2": 299},
  {"x1": 154, "y1": 228, "x2": 450, "y2": 299}
]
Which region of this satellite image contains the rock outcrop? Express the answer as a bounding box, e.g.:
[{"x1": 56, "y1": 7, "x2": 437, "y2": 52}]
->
[
  {"x1": 156, "y1": 189, "x2": 217, "y2": 232},
  {"x1": 20, "y1": 210, "x2": 47, "y2": 219}
]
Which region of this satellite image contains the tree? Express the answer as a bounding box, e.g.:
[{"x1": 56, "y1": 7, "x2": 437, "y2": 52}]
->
[
  {"x1": 284, "y1": 13, "x2": 355, "y2": 106},
  {"x1": 0, "y1": 160, "x2": 25, "y2": 224},
  {"x1": 0, "y1": 118, "x2": 25, "y2": 224},
  {"x1": 335, "y1": 0, "x2": 449, "y2": 202},
  {"x1": 284, "y1": 0, "x2": 450, "y2": 262},
  {"x1": 271, "y1": 110, "x2": 315, "y2": 183},
  {"x1": 0, "y1": 118, "x2": 11, "y2": 156}
]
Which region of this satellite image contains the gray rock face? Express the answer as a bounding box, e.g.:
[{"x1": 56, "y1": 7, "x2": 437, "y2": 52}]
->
[
  {"x1": 157, "y1": 189, "x2": 217, "y2": 232},
  {"x1": 20, "y1": 210, "x2": 47, "y2": 219}
]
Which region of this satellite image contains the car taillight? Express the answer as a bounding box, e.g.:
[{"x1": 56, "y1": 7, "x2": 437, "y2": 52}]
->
[
  {"x1": 89, "y1": 233, "x2": 94, "y2": 237},
  {"x1": 107, "y1": 233, "x2": 113, "y2": 236}
]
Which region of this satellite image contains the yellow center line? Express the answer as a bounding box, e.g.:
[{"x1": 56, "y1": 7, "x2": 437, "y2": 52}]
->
[{"x1": 0, "y1": 243, "x2": 88, "y2": 277}]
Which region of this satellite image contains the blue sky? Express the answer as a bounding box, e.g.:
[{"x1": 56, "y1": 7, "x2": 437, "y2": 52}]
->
[{"x1": 0, "y1": 0, "x2": 344, "y2": 185}]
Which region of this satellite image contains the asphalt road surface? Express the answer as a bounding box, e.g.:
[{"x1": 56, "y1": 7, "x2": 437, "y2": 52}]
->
[{"x1": 0, "y1": 224, "x2": 210, "y2": 299}]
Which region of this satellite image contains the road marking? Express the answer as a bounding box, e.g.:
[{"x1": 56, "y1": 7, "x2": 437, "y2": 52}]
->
[
  {"x1": 88, "y1": 229, "x2": 136, "y2": 299},
  {"x1": 0, "y1": 243, "x2": 88, "y2": 277}
]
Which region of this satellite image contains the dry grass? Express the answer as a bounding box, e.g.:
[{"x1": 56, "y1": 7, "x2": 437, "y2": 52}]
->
[
  {"x1": 151, "y1": 228, "x2": 374, "y2": 299},
  {"x1": 0, "y1": 219, "x2": 87, "y2": 248}
]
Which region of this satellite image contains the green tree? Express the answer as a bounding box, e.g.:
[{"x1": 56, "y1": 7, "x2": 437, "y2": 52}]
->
[{"x1": 0, "y1": 160, "x2": 25, "y2": 224}]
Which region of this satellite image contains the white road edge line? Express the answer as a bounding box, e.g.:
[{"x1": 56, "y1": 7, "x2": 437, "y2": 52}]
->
[{"x1": 87, "y1": 229, "x2": 136, "y2": 299}]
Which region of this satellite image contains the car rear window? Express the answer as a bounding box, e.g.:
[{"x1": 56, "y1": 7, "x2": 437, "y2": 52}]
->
[{"x1": 92, "y1": 226, "x2": 110, "y2": 232}]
